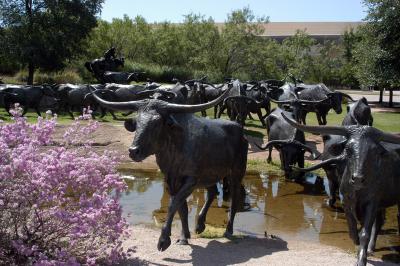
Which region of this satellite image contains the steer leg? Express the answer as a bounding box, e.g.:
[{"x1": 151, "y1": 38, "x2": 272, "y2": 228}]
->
[
  {"x1": 21, "y1": 106, "x2": 28, "y2": 116},
  {"x1": 368, "y1": 209, "x2": 385, "y2": 254},
  {"x1": 109, "y1": 109, "x2": 118, "y2": 120},
  {"x1": 225, "y1": 177, "x2": 240, "y2": 237},
  {"x1": 4, "y1": 102, "x2": 12, "y2": 115},
  {"x1": 195, "y1": 185, "x2": 218, "y2": 234},
  {"x1": 316, "y1": 113, "x2": 323, "y2": 125},
  {"x1": 325, "y1": 168, "x2": 339, "y2": 208},
  {"x1": 158, "y1": 176, "x2": 196, "y2": 251},
  {"x1": 256, "y1": 110, "x2": 266, "y2": 127},
  {"x1": 34, "y1": 106, "x2": 42, "y2": 117},
  {"x1": 217, "y1": 104, "x2": 226, "y2": 118},
  {"x1": 321, "y1": 113, "x2": 328, "y2": 125},
  {"x1": 357, "y1": 205, "x2": 377, "y2": 266},
  {"x1": 267, "y1": 146, "x2": 273, "y2": 163},
  {"x1": 213, "y1": 105, "x2": 219, "y2": 119},
  {"x1": 344, "y1": 205, "x2": 359, "y2": 245},
  {"x1": 177, "y1": 200, "x2": 190, "y2": 245},
  {"x1": 66, "y1": 106, "x2": 74, "y2": 119},
  {"x1": 397, "y1": 203, "x2": 400, "y2": 235}
]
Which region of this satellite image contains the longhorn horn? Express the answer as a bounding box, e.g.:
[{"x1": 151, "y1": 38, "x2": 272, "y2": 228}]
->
[
  {"x1": 292, "y1": 155, "x2": 345, "y2": 172},
  {"x1": 298, "y1": 97, "x2": 330, "y2": 104},
  {"x1": 269, "y1": 97, "x2": 292, "y2": 104},
  {"x1": 162, "y1": 85, "x2": 232, "y2": 113},
  {"x1": 254, "y1": 140, "x2": 290, "y2": 150},
  {"x1": 223, "y1": 95, "x2": 262, "y2": 105},
  {"x1": 281, "y1": 112, "x2": 349, "y2": 136},
  {"x1": 269, "y1": 91, "x2": 298, "y2": 104},
  {"x1": 377, "y1": 128, "x2": 400, "y2": 144},
  {"x1": 90, "y1": 86, "x2": 147, "y2": 111},
  {"x1": 338, "y1": 92, "x2": 356, "y2": 102}
]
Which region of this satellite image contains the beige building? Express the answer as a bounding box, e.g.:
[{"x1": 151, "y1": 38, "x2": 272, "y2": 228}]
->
[
  {"x1": 261, "y1": 22, "x2": 364, "y2": 42},
  {"x1": 215, "y1": 22, "x2": 364, "y2": 42}
]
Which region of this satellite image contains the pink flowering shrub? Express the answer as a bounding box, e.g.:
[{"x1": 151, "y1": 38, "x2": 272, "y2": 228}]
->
[{"x1": 0, "y1": 106, "x2": 128, "y2": 265}]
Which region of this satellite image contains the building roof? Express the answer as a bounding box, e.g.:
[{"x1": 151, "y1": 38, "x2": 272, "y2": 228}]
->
[{"x1": 260, "y1": 22, "x2": 364, "y2": 37}]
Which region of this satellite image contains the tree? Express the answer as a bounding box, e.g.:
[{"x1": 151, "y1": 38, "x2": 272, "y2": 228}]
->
[
  {"x1": 0, "y1": 0, "x2": 104, "y2": 84},
  {"x1": 364, "y1": 0, "x2": 400, "y2": 86},
  {"x1": 214, "y1": 7, "x2": 269, "y2": 79},
  {"x1": 280, "y1": 30, "x2": 315, "y2": 82}
]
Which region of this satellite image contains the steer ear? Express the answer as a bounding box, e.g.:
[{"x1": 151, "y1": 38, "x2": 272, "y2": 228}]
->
[
  {"x1": 327, "y1": 140, "x2": 347, "y2": 156},
  {"x1": 124, "y1": 118, "x2": 137, "y2": 132}
]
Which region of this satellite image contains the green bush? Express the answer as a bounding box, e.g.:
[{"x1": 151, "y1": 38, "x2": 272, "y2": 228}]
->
[
  {"x1": 52, "y1": 69, "x2": 83, "y2": 84},
  {"x1": 123, "y1": 60, "x2": 193, "y2": 82},
  {"x1": 13, "y1": 69, "x2": 84, "y2": 84},
  {"x1": 15, "y1": 70, "x2": 29, "y2": 83}
]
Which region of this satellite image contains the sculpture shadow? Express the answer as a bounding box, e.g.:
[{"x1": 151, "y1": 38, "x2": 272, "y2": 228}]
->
[
  {"x1": 163, "y1": 236, "x2": 288, "y2": 266},
  {"x1": 244, "y1": 128, "x2": 265, "y2": 139}
]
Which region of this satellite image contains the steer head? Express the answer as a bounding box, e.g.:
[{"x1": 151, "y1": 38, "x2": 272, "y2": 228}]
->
[
  {"x1": 91, "y1": 85, "x2": 232, "y2": 162},
  {"x1": 281, "y1": 113, "x2": 400, "y2": 190},
  {"x1": 255, "y1": 139, "x2": 317, "y2": 179},
  {"x1": 326, "y1": 91, "x2": 355, "y2": 114}
]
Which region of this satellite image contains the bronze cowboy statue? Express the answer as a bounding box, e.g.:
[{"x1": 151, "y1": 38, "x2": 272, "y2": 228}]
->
[{"x1": 85, "y1": 47, "x2": 125, "y2": 83}]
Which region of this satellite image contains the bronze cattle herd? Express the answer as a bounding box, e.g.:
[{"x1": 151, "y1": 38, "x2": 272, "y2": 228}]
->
[{"x1": 1, "y1": 65, "x2": 400, "y2": 265}]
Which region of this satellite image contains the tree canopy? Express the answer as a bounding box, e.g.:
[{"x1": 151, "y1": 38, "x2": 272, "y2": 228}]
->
[
  {"x1": 0, "y1": 0, "x2": 104, "y2": 84},
  {"x1": 354, "y1": 0, "x2": 400, "y2": 88}
]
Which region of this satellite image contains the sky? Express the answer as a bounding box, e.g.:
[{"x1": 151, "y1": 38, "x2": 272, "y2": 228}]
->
[{"x1": 100, "y1": 0, "x2": 367, "y2": 23}]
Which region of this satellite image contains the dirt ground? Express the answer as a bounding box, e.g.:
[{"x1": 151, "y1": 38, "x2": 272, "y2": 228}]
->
[
  {"x1": 72, "y1": 122, "x2": 324, "y2": 170},
  {"x1": 121, "y1": 225, "x2": 396, "y2": 266},
  {"x1": 54, "y1": 123, "x2": 396, "y2": 266}
]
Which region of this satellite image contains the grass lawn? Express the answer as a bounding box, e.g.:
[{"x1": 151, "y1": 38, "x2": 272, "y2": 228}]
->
[
  {"x1": 2, "y1": 103, "x2": 396, "y2": 177},
  {"x1": 1, "y1": 102, "x2": 399, "y2": 132}
]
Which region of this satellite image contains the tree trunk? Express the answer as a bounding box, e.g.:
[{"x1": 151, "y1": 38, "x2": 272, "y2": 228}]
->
[
  {"x1": 28, "y1": 62, "x2": 35, "y2": 85},
  {"x1": 28, "y1": 62, "x2": 34, "y2": 85},
  {"x1": 389, "y1": 88, "x2": 394, "y2": 108},
  {"x1": 379, "y1": 87, "x2": 383, "y2": 103}
]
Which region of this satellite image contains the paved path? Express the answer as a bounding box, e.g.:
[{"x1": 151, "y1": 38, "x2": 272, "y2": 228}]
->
[{"x1": 340, "y1": 90, "x2": 400, "y2": 105}]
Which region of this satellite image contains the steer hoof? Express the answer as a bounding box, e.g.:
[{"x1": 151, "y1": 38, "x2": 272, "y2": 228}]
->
[
  {"x1": 328, "y1": 198, "x2": 336, "y2": 208},
  {"x1": 176, "y1": 239, "x2": 189, "y2": 245},
  {"x1": 157, "y1": 236, "x2": 171, "y2": 251},
  {"x1": 223, "y1": 231, "x2": 234, "y2": 239},
  {"x1": 195, "y1": 223, "x2": 206, "y2": 234}
]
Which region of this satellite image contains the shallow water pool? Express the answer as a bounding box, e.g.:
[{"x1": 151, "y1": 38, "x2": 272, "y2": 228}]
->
[{"x1": 119, "y1": 169, "x2": 400, "y2": 263}]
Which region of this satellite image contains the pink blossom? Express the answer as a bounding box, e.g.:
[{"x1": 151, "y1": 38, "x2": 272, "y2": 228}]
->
[{"x1": 0, "y1": 106, "x2": 129, "y2": 265}]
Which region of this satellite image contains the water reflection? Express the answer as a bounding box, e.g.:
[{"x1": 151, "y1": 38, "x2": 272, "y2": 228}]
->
[{"x1": 120, "y1": 169, "x2": 400, "y2": 262}]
